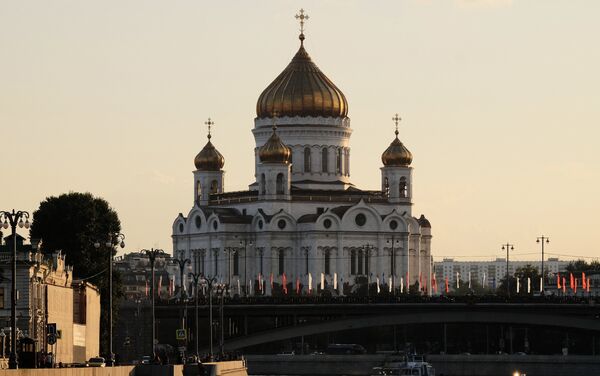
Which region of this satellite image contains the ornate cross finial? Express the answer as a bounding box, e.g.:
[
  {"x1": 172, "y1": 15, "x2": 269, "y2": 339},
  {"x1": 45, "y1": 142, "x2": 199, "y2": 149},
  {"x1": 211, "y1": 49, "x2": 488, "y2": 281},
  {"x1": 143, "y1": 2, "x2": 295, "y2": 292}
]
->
[
  {"x1": 392, "y1": 113, "x2": 401, "y2": 137},
  {"x1": 295, "y1": 8, "x2": 309, "y2": 43},
  {"x1": 205, "y1": 117, "x2": 214, "y2": 139},
  {"x1": 271, "y1": 111, "x2": 279, "y2": 131}
]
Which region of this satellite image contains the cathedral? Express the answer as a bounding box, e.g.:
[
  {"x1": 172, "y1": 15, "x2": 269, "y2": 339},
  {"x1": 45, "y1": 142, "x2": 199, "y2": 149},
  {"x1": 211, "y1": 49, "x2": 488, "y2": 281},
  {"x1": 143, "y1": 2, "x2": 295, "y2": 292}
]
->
[{"x1": 172, "y1": 10, "x2": 433, "y2": 296}]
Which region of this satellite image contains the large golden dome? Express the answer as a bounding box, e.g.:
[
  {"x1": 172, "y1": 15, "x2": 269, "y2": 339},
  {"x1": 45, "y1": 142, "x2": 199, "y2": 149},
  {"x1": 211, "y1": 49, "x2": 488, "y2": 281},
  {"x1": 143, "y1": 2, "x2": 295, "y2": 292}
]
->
[
  {"x1": 259, "y1": 126, "x2": 292, "y2": 164},
  {"x1": 256, "y1": 37, "x2": 348, "y2": 119},
  {"x1": 382, "y1": 132, "x2": 413, "y2": 167},
  {"x1": 194, "y1": 134, "x2": 224, "y2": 171}
]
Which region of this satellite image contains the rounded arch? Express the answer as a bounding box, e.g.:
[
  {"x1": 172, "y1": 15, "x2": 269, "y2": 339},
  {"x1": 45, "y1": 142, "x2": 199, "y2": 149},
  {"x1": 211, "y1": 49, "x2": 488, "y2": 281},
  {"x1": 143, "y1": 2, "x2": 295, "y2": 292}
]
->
[
  {"x1": 382, "y1": 211, "x2": 409, "y2": 233},
  {"x1": 317, "y1": 212, "x2": 342, "y2": 231},
  {"x1": 251, "y1": 213, "x2": 267, "y2": 232},
  {"x1": 185, "y1": 208, "x2": 208, "y2": 233},
  {"x1": 172, "y1": 214, "x2": 187, "y2": 235},
  {"x1": 206, "y1": 213, "x2": 221, "y2": 232},
  {"x1": 269, "y1": 210, "x2": 297, "y2": 232},
  {"x1": 218, "y1": 311, "x2": 600, "y2": 351},
  {"x1": 340, "y1": 201, "x2": 382, "y2": 231}
]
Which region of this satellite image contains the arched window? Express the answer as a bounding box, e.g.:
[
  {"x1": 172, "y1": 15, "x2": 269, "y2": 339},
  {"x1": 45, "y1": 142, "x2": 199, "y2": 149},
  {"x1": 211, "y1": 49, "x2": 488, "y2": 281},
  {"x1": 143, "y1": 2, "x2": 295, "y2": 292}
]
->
[
  {"x1": 210, "y1": 180, "x2": 218, "y2": 194},
  {"x1": 321, "y1": 148, "x2": 328, "y2": 173},
  {"x1": 196, "y1": 181, "x2": 202, "y2": 201},
  {"x1": 346, "y1": 149, "x2": 350, "y2": 175},
  {"x1": 260, "y1": 174, "x2": 266, "y2": 195},
  {"x1": 384, "y1": 177, "x2": 390, "y2": 198},
  {"x1": 304, "y1": 147, "x2": 311, "y2": 172},
  {"x1": 336, "y1": 148, "x2": 342, "y2": 173},
  {"x1": 358, "y1": 249, "x2": 364, "y2": 275},
  {"x1": 276, "y1": 173, "x2": 284, "y2": 194},
  {"x1": 233, "y1": 251, "x2": 239, "y2": 276},
  {"x1": 324, "y1": 250, "x2": 331, "y2": 275},
  {"x1": 278, "y1": 249, "x2": 285, "y2": 276},
  {"x1": 399, "y1": 177, "x2": 407, "y2": 198}
]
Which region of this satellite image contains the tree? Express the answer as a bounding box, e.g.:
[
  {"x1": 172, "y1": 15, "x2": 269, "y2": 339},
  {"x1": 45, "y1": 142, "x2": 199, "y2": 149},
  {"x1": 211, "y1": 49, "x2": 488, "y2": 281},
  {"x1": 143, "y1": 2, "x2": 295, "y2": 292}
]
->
[
  {"x1": 30, "y1": 192, "x2": 123, "y2": 358},
  {"x1": 498, "y1": 264, "x2": 541, "y2": 296},
  {"x1": 566, "y1": 259, "x2": 600, "y2": 273}
]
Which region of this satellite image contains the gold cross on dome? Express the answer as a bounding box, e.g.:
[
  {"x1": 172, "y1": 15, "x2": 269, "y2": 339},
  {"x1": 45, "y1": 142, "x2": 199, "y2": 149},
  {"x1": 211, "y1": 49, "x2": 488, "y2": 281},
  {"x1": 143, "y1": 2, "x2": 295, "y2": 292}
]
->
[
  {"x1": 295, "y1": 8, "x2": 309, "y2": 34},
  {"x1": 392, "y1": 113, "x2": 402, "y2": 136},
  {"x1": 205, "y1": 117, "x2": 214, "y2": 139}
]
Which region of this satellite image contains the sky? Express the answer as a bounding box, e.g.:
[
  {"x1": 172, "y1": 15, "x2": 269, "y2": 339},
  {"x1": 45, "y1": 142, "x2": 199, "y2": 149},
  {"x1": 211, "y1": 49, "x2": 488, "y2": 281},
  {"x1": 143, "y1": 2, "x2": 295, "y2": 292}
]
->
[{"x1": 1, "y1": 1, "x2": 599, "y2": 262}]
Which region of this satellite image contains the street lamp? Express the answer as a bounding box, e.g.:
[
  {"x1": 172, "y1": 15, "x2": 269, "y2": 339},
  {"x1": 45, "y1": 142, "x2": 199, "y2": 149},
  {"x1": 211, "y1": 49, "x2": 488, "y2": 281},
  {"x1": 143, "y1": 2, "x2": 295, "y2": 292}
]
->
[
  {"x1": 236, "y1": 237, "x2": 253, "y2": 296},
  {"x1": 501, "y1": 243, "x2": 514, "y2": 298},
  {"x1": 536, "y1": 236, "x2": 550, "y2": 292},
  {"x1": 386, "y1": 236, "x2": 401, "y2": 295},
  {"x1": 361, "y1": 244, "x2": 374, "y2": 297},
  {"x1": 1, "y1": 209, "x2": 30, "y2": 369},
  {"x1": 173, "y1": 257, "x2": 191, "y2": 300},
  {"x1": 93, "y1": 232, "x2": 125, "y2": 366},
  {"x1": 223, "y1": 247, "x2": 237, "y2": 289},
  {"x1": 142, "y1": 248, "x2": 165, "y2": 359}
]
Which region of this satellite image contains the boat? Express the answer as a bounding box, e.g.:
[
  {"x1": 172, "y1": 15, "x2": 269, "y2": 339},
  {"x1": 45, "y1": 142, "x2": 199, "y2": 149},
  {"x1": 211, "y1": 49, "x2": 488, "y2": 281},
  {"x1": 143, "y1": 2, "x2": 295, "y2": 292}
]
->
[{"x1": 371, "y1": 355, "x2": 435, "y2": 376}]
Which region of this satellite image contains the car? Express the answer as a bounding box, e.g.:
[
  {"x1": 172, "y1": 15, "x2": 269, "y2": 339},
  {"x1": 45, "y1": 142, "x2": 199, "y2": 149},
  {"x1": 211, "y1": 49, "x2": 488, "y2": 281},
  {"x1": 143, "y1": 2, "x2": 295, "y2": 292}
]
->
[
  {"x1": 87, "y1": 357, "x2": 106, "y2": 367},
  {"x1": 141, "y1": 356, "x2": 152, "y2": 365}
]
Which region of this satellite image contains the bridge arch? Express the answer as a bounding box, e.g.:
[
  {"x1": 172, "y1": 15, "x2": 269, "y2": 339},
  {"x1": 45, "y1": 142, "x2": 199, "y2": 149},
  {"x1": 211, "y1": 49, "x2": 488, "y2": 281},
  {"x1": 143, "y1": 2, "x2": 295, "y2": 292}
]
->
[{"x1": 219, "y1": 310, "x2": 600, "y2": 351}]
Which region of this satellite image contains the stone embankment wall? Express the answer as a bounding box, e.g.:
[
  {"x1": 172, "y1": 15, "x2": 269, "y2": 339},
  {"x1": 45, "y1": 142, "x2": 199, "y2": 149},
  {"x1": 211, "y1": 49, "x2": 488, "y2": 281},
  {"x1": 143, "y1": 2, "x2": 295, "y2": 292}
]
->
[
  {"x1": 0, "y1": 361, "x2": 247, "y2": 376},
  {"x1": 246, "y1": 354, "x2": 600, "y2": 376}
]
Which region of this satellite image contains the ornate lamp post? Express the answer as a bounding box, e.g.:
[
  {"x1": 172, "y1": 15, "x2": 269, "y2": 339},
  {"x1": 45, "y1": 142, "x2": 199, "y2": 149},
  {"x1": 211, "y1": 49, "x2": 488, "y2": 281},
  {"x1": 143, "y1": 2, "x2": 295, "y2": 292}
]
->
[
  {"x1": 236, "y1": 237, "x2": 253, "y2": 296},
  {"x1": 223, "y1": 247, "x2": 237, "y2": 289},
  {"x1": 386, "y1": 236, "x2": 401, "y2": 295},
  {"x1": 93, "y1": 232, "x2": 125, "y2": 366},
  {"x1": 536, "y1": 236, "x2": 549, "y2": 292},
  {"x1": 1, "y1": 209, "x2": 30, "y2": 369},
  {"x1": 361, "y1": 244, "x2": 374, "y2": 297},
  {"x1": 501, "y1": 243, "x2": 514, "y2": 298},
  {"x1": 142, "y1": 248, "x2": 164, "y2": 359}
]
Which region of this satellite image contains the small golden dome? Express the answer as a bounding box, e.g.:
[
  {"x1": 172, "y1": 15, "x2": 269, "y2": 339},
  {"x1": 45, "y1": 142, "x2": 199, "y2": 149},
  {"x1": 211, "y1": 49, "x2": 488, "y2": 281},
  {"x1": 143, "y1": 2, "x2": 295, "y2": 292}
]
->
[
  {"x1": 382, "y1": 132, "x2": 412, "y2": 167},
  {"x1": 194, "y1": 135, "x2": 224, "y2": 171},
  {"x1": 259, "y1": 125, "x2": 291, "y2": 164},
  {"x1": 256, "y1": 39, "x2": 348, "y2": 119}
]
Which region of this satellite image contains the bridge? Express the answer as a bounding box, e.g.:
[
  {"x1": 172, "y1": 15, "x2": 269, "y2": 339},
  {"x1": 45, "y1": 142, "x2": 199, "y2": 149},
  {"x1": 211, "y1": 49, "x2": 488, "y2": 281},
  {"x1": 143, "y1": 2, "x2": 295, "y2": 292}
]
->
[{"x1": 115, "y1": 296, "x2": 600, "y2": 360}]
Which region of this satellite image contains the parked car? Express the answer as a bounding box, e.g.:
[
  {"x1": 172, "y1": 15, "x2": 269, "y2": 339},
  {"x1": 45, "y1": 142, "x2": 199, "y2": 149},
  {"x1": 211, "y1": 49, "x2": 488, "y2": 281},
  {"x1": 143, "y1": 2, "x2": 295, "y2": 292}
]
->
[
  {"x1": 141, "y1": 356, "x2": 152, "y2": 365},
  {"x1": 87, "y1": 357, "x2": 106, "y2": 367}
]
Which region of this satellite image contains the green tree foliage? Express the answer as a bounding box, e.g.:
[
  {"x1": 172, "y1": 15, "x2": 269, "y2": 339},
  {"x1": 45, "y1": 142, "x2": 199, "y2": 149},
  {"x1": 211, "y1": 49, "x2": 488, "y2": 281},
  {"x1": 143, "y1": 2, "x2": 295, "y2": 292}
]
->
[
  {"x1": 29, "y1": 192, "x2": 123, "y2": 357},
  {"x1": 566, "y1": 259, "x2": 600, "y2": 273},
  {"x1": 498, "y1": 264, "x2": 541, "y2": 296}
]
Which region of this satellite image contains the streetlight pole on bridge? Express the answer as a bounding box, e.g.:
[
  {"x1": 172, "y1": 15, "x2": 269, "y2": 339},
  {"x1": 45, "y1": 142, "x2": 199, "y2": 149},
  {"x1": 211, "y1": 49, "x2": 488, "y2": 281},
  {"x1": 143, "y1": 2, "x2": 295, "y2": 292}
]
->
[
  {"x1": 501, "y1": 243, "x2": 514, "y2": 298},
  {"x1": 536, "y1": 236, "x2": 549, "y2": 293}
]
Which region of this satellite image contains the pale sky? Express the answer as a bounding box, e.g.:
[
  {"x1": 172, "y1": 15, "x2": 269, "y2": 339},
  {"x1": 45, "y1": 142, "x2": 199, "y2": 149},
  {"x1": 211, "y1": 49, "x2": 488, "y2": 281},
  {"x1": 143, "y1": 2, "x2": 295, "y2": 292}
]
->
[{"x1": 1, "y1": 1, "x2": 599, "y2": 262}]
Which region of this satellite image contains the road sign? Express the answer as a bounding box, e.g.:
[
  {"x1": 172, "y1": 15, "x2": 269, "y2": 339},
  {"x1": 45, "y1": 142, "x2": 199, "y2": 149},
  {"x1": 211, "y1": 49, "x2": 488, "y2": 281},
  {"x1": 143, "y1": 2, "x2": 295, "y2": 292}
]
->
[
  {"x1": 175, "y1": 329, "x2": 186, "y2": 340},
  {"x1": 47, "y1": 323, "x2": 56, "y2": 334},
  {"x1": 48, "y1": 333, "x2": 56, "y2": 345}
]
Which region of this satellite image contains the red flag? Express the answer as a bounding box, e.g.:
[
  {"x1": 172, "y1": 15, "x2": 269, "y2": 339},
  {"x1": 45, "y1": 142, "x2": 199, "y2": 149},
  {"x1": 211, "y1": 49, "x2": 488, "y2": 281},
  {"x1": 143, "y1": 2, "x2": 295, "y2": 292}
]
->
[
  {"x1": 258, "y1": 273, "x2": 263, "y2": 291},
  {"x1": 562, "y1": 277, "x2": 566, "y2": 293},
  {"x1": 145, "y1": 279, "x2": 149, "y2": 297},
  {"x1": 574, "y1": 278, "x2": 578, "y2": 293},
  {"x1": 282, "y1": 273, "x2": 288, "y2": 295},
  {"x1": 582, "y1": 272, "x2": 587, "y2": 289},
  {"x1": 270, "y1": 273, "x2": 274, "y2": 289},
  {"x1": 157, "y1": 275, "x2": 163, "y2": 299},
  {"x1": 445, "y1": 277, "x2": 449, "y2": 294},
  {"x1": 587, "y1": 278, "x2": 591, "y2": 293},
  {"x1": 570, "y1": 273, "x2": 575, "y2": 290},
  {"x1": 557, "y1": 273, "x2": 561, "y2": 289},
  {"x1": 296, "y1": 277, "x2": 301, "y2": 295}
]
